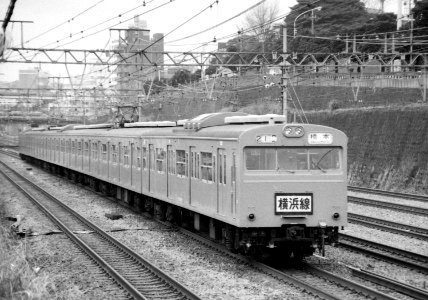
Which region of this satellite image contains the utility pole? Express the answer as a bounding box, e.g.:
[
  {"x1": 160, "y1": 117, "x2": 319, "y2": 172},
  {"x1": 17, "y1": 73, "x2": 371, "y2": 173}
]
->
[{"x1": 281, "y1": 22, "x2": 289, "y2": 122}]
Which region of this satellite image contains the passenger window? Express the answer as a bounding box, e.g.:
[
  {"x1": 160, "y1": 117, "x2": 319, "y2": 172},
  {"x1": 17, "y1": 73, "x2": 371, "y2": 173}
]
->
[
  {"x1": 124, "y1": 145, "x2": 130, "y2": 166},
  {"x1": 176, "y1": 150, "x2": 187, "y2": 177},
  {"x1": 102, "y1": 144, "x2": 107, "y2": 161},
  {"x1": 156, "y1": 148, "x2": 165, "y2": 172},
  {"x1": 112, "y1": 144, "x2": 117, "y2": 163},
  {"x1": 142, "y1": 147, "x2": 147, "y2": 169},
  {"x1": 201, "y1": 152, "x2": 213, "y2": 182},
  {"x1": 136, "y1": 146, "x2": 141, "y2": 168}
]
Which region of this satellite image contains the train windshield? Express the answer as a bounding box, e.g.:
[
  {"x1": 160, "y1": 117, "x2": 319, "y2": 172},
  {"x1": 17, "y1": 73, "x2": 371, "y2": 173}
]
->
[{"x1": 244, "y1": 147, "x2": 341, "y2": 172}]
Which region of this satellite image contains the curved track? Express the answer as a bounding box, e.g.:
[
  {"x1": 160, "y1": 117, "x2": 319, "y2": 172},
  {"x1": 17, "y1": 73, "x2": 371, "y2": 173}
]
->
[
  {"x1": 348, "y1": 195, "x2": 428, "y2": 217},
  {"x1": 348, "y1": 186, "x2": 428, "y2": 203},
  {"x1": 339, "y1": 234, "x2": 428, "y2": 273},
  {"x1": 0, "y1": 158, "x2": 200, "y2": 300},
  {"x1": 348, "y1": 212, "x2": 428, "y2": 240}
]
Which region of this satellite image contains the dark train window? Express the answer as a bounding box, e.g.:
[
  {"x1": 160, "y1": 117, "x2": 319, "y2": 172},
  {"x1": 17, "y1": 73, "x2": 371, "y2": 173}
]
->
[
  {"x1": 156, "y1": 148, "x2": 165, "y2": 172},
  {"x1": 142, "y1": 147, "x2": 147, "y2": 169},
  {"x1": 111, "y1": 144, "x2": 117, "y2": 163},
  {"x1": 201, "y1": 152, "x2": 213, "y2": 182},
  {"x1": 136, "y1": 146, "x2": 141, "y2": 168},
  {"x1": 168, "y1": 148, "x2": 175, "y2": 174},
  {"x1": 92, "y1": 142, "x2": 98, "y2": 160},
  {"x1": 176, "y1": 150, "x2": 187, "y2": 177},
  {"x1": 84, "y1": 142, "x2": 89, "y2": 156},
  {"x1": 244, "y1": 147, "x2": 341, "y2": 171},
  {"x1": 102, "y1": 144, "x2": 107, "y2": 161},
  {"x1": 124, "y1": 145, "x2": 130, "y2": 166}
]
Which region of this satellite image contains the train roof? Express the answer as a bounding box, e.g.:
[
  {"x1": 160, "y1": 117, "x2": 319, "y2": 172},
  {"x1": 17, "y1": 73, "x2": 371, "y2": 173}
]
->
[{"x1": 22, "y1": 112, "x2": 346, "y2": 140}]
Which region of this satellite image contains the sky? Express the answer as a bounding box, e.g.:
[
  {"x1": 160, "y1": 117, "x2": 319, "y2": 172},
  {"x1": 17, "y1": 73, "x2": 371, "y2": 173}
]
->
[
  {"x1": 0, "y1": 0, "x2": 397, "y2": 83},
  {"x1": 0, "y1": 0, "x2": 299, "y2": 82}
]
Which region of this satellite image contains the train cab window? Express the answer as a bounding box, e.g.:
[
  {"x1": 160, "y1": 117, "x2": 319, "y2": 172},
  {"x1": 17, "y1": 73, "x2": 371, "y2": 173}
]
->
[
  {"x1": 201, "y1": 152, "x2": 213, "y2": 182},
  {"x1": 245, "y1": 148, "x2": 276, "y2": 170},
  {"x1": 176, "y1": 150, "x2": 187, "y2": 177},
  {"x1": 245, "y1": 147, "x2": 341, "y2": 171},
  {"x1": 156, "y1": 148, "x2": 165, "y2": 172},
  {"x1": 142, "y1": 147, "x2": 147, "y2": 169},
  {"x1": 102, "y1": 144, "x2": 107, "y2": 161},
  {"x1": 111, "y1": 144, "x2": 117, "y2": 163}
]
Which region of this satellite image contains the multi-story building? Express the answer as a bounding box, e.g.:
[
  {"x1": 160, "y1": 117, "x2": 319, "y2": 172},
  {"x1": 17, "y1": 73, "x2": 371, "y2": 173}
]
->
[{"x1": 114, "y1": 16, "x2": 165, "y2": 95}]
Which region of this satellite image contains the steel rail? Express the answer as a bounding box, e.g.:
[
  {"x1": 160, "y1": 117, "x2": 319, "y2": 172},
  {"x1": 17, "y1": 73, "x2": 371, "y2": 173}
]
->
[
  {"x1": 348, "y1": 212, "x2": 428, "y2": 240},
  {"x1": 348, "y1": 265, "x2": 428, "y2": 300},
  {"x1": 175, "y1": 224, "x2": 399, "y2": 300},
  {"x1": 348, "y1": 196, "x2": 428, "y2": 217},
  {"x1": 348, "y1": 186, "x2": 428, "y2": 203},
  {"x1": 339, "y1": 234, "x2": 428, "y2": 273},
  {"x1": 0, "y1": 159, "x2": 200, "y2": 300},
  {"x1": 303, "y1": 263, "x2": 400, "y2": 300}
]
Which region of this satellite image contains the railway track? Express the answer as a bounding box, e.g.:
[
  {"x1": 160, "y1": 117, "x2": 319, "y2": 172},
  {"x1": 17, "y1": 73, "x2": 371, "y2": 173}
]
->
[
  {"x1": 348, "y1": 195, "x2": 428, "y2": 217},
  {"x1": 339, "y1": 234, "x2": 428, "y2": 273},
  {"x1": 348, "y1": 265, "x2": 428, "y2": 300},
  {"x1": 0, "y1": 159, "x2": 200, "y2": 300},
  {"x1": 349, "y1": 186, "x2": 428, "y2": 203},
  {"x1": 348, "y1": 212, "x2": 428, "y2": 240},
  {"x1": 174, "y1": 226, "x2": 402, "y2": 300}
]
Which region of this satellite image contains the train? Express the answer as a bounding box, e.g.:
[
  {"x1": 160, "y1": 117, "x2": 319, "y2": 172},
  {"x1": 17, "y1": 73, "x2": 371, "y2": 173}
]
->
[{"x1": 19, "y1": 112, "x2": 348, "y2": 260}]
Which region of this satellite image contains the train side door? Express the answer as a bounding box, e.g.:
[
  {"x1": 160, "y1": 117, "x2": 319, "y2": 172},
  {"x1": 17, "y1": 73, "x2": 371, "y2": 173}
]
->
[
  {"x1": 217, "y1": 148, "x2": 228, "y2": 215},
  {"x1": 167, "y1": 145, "x2": 173, "y2": 198},
  {"x1": 231, "y1": 151, "x2": 237, "y2": 216},
  {"x1": 148, "y1": 144, "x2": 154, "y2": 193},
  {"x1": 189, "y1": 146, "x2": 197, "y2": 206}
]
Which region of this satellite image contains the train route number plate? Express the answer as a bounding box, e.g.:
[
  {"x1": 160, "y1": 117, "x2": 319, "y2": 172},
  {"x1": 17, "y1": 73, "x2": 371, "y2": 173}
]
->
[{"x1": 274, "y1": 193, "x2": 313, "y2": 215}]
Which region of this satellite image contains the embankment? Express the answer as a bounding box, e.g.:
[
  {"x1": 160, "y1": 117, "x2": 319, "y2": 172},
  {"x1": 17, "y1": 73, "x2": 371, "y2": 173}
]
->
[{"x1": 308, "y1": 104, "x2": 428, "y2": 194}]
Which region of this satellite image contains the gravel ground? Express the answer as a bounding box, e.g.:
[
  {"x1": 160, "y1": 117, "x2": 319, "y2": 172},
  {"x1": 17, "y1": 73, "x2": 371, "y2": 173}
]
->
[
  {"x1": 0, "y1": 169, "x2": 127, "y2": 299},
  {"x1": 2, "y1": 154, "x2": 427, "y2": 299},
  {"x1": 1, "y1": 155, "x2": 314, "y2": 300}
]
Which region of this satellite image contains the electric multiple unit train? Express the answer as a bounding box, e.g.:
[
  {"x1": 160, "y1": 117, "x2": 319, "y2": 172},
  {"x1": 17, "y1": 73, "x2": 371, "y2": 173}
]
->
[{"x1": 19, "y1": 112, "x2": 348, "y2": 259}]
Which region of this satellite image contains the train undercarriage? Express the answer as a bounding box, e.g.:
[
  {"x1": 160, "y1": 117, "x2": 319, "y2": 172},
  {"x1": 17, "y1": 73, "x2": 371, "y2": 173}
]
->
[{"x1": 21, "y1": 154, "x2": 340, "y2": 262}]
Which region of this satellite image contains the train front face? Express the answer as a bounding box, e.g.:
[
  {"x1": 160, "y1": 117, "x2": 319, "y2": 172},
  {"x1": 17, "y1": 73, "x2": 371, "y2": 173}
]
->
[{"x1": 237, "y1": 123, "x2": 348, "y2": 256}]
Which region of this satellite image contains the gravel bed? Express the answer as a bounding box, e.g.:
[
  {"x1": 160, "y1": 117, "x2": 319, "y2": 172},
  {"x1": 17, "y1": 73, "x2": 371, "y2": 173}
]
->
[
  {"x1": 0, "y1": 169, "x2": 126, "y2": 300},
  {"x1": 349, "y1": 202, "x2": 428, "y2": 229},
  {"x1": 343, "y1": 224, "x2": 428, "y2": 256},
  {"x1": 3, "y1": 156, "x2": 316, "y2": 299},
  {"x1": 307, "y1": 246, "x2": 427, "y2": 296},
  {"x1": 349, "y1": 191, "x2": 428, "y2": 209},
  {"x1": 4, "y1": 155, "x2": 427, "y2": 299}
]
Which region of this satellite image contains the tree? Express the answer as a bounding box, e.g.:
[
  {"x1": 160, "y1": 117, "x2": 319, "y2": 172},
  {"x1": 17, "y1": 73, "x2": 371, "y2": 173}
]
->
[
  {"x1": 285, "y1": 0, "x2": 396, "y2": 53},
  {"x1": 169, "y1": 69, "x2": 191, "y2": 87},
  {"x1": 399, "y1": 0, "x2": 428, "y2": 53},
  {"x1": 242, "y1": 0, "x2": 280, "y2": 53}
]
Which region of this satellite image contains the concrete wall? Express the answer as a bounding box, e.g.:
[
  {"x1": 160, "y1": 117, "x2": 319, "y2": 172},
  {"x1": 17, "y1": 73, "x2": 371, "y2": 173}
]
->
[{"x1": 308, "y1": 105, "x2": 428, "y2": 194}]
